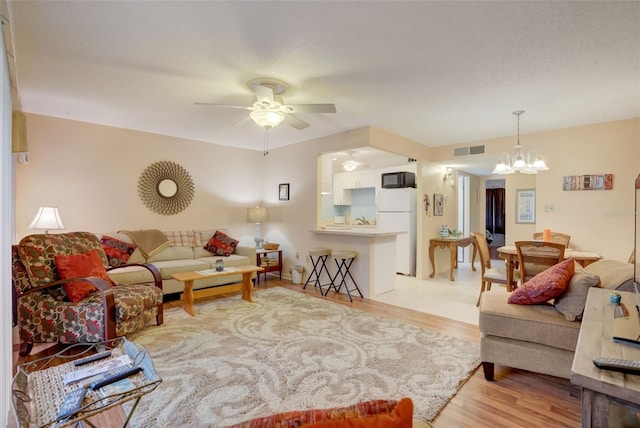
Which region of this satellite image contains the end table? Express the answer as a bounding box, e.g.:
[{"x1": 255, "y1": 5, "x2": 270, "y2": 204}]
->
[
  {"x1": 256, "y1": 249, "x2": 283, "y2": 284},
  {"x1": 11, "y1": 337, "x2": 161, "y2": 428}
]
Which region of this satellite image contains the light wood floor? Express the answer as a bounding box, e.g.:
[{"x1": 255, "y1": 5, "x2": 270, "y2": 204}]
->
[{"x1": 12, "y1": 279, "x2": 581, "y2": 427}]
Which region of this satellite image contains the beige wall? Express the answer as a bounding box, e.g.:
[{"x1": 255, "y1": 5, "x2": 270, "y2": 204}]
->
[
  {"x1": 16, "y1": 114, "x2": 265, "y2": 245},
  {"x1": 16, "y1": 114, "x2": 640, "y2": 284},
  {"x1": 432, "y1": 117, "x2": 640, "y2": 260}
]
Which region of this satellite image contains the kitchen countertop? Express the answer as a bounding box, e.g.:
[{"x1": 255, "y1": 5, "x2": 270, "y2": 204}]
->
[{"x1": 310, "y1": 227, "x2": 407, "y2": 237}]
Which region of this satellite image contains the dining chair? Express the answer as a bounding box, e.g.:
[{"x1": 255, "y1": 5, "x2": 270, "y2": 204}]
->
[
  {"x1": 532, "y1": 231, "x2": 571, "y2": 247},
  {"x1": 471, "y1": 232, "x2": 518, "y2": 306},
  {"x1": 516, "y1": 240, "x2": 566, "y2": 283}
]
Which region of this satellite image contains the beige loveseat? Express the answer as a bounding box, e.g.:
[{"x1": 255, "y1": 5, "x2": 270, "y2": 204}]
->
[
  {"x1": 95, "y1": 229, "x2": 256, "y2": 295},
  {"x1": 479, "y1": 258, "x2": 635, "y2": 380}
]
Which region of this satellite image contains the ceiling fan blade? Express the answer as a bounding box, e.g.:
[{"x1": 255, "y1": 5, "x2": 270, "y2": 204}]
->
[
  {"x1": 284, "y1": 114, "x2": 310, "y2": 130},
  {"x1": 194, "y1": 102, "x2": 252, "y2": 110},
  {"x1": 250, "y1": 83, "x2": 274, "y2": 106},
  {"x1": 285, "y1": 104, "x2": 337, "y2": 114}
]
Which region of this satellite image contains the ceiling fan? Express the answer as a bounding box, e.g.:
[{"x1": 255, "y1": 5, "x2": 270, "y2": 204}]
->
[{"x1": 195, "y1": 77, "x2": 337, "y2": 131}]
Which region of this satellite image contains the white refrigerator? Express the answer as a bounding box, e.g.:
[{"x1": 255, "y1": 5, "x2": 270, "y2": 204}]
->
[{"x1": 377, "y1": 187, "x2": 417, "y2": 276}]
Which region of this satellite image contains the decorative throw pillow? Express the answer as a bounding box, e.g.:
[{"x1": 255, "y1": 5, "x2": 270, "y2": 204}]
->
[
  {"x1": 204, "y1": 230, "x2": 239, "y2": 256},
  {"x1": 54, "y1": 250, "x2": 113, "y2": 303},
  {"x1": 305, "y1": 397, "x2": 414, "y2": 428},
  {"x1": 554, "y1": 268, "x2": 600, "y2": 321},
  {"x1": 508, "y1": 258, "x2": 575, "y2": 305},
  {"x1": 226, "y1": 398, "x2": 412, "y2": 428},
  {"x1": 100, "y1": 235, "x2": 137, "y2": 267}
]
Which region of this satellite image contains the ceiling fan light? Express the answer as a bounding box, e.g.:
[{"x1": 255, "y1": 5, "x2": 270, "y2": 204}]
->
[{"x1": 250, "y1": 110, "x2": 285, "y2": 128}]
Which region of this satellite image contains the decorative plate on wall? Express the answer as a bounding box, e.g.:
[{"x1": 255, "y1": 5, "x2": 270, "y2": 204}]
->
[{"x1": 138, "y1": 161, "x2": 194, "y2": 215}]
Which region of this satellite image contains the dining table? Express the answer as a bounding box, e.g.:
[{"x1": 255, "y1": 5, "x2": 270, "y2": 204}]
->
[{"x1": 497, "y1": 245, "x2": 602, "y2": 290}]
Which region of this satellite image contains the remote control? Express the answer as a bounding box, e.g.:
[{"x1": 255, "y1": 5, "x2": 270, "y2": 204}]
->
[
  {"x1": 89, "y1": 365, "x2": 142, "y2": 390},
  {"x1": 73, "y1": 350, "x2": 112, "y2": 367},
  {"x1": 593, "y1": 357, "x2": 640, "y2": 375},
  {"x1": 56, "y1": 388, "x2": 86, "y2": 419}
]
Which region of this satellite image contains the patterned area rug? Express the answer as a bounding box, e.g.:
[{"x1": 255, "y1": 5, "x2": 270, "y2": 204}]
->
[{"x1": 127, "y1": 288, "x2": 480, "y2": 426}]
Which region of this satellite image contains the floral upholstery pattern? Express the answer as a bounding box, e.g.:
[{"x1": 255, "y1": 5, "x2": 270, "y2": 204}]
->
[
  {"x1": 18, "y1": 232, "x2": 109, "y2": 286},
  {"x1": 12, "y1": 232, "x2": 163, "y2": 355}
]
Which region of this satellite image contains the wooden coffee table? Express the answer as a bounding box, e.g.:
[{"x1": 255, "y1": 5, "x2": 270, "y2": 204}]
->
[{"x1": 171, "y1": 265, "x2": 263, "y2": 316}]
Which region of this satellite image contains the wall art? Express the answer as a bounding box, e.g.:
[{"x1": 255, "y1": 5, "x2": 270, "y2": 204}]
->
[
  {"x1": 138, "y1": 161, "x2": 194, "y2": 215},
  {"x1": 515, "y1": 188, "x2": 535, "y2": 224},
  {"x1": 563, "y1": 174, "x2": 613, "y2": 191},
  {"x1": 433, "y1": 193, "x2": 444, "y2": 216},
  {"x1": 279, "y1": 183, "x2": 290, "y2": 201}
]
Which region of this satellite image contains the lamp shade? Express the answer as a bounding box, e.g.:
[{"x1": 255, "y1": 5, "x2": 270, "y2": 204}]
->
[
  {"x1": 28, "y1": 206, "x2": 65, "y2": 231},
  {"x1": 247, "y1": 206, "x2": 269, "y2": 223},
  {"x1": 250, "y1": 110, "x2": 285, "y2": 128}
]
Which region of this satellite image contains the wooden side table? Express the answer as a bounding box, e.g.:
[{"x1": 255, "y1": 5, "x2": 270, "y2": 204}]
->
[
  {"x1": 256, "y1": 249, "x2": 283, "y2": 284},
  {"x1": 428, "y1": 236, "x2": 477, "y2": 281},
  {"x1": 571, "y1": 288, "x2": 640, "y2": 427}
]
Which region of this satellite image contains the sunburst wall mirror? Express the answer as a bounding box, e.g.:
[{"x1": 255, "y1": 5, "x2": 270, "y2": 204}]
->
[{"x1": 138, "y1": 161, "x2": 194, "y2": 215}]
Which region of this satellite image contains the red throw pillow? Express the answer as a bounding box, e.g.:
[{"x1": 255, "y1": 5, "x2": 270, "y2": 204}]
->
[
  {"x1": 55, "y1": 250, "x2": 113, "y2": 303},
  {"x1": 100, "y1": 235, "x2": 137, "y2": 267},
  {"x1": 204, "y1": 230, "x2": 239, "y2": 256},
  {"x1": 305, "y1": 398, "x2": 414, "y2": 428},
  {"x1": 508, "y1": 258, "x2": 575, "y2": 305}
]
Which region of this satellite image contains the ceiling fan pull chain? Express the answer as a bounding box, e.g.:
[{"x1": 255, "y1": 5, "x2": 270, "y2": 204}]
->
[{"x1": 263, "y1": 127, "x2": 269, "y2": 156}]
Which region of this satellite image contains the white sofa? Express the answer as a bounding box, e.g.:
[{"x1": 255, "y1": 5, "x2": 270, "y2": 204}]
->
[{"x1": 95, "y1": 229, "x2": 257, "y2": 295}]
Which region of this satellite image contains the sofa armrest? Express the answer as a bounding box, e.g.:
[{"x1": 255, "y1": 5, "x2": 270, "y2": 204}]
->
[
  {"x1": 108, "y1": 262, "x2": 163, "y2": 292},
  {"x1": 234, "y1": 246, "x2": 257, "y2": 266}
]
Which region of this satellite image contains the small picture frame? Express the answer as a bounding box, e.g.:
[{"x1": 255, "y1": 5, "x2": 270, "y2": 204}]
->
[
  {"x1": 516, "y1": 188, "x2": 536, "y2": 224},
  {"x1": 279, "y1": 183, "x2": 290, "y2": 201},
  {"x1": 433, "y1": 193, "x2": 444, "y2": 216}
]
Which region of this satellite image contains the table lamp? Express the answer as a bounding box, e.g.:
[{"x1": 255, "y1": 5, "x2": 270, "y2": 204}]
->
[
  {"x1": 247, "y1": 206, "x2": 269, "y2": 249},
  {"x1": 28, "y1": 206, "x2": 65, "y2": 234}
]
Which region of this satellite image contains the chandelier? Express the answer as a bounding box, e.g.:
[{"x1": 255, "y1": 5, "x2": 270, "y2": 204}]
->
[
  {"x1": 492, "y1": 110, "x2": 549, "y2": 175},
  {"x1": 342, "y1": 160, "x2": 360, "y2": 171}
]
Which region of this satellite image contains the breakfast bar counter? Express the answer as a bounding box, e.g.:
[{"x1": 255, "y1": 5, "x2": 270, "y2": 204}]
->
[{"x1": 310, "y1": 227, "x2": 406, "y2": 298}]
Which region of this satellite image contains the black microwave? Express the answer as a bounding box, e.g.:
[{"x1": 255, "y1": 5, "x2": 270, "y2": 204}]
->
[{"x1": 381, "y1": 172, "x2": 416, "y2": 188}]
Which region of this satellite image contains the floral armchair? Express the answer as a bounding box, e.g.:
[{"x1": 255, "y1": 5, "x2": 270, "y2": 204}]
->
[{"x1": 12, "y1": 232, "x2": 163, "y2": 356}]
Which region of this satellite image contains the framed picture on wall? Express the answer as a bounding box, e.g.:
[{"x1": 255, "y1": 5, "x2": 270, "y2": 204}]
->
[
  {"x1": 515, "y1": 189, "x2": 536, "y2": 224},
  {"x1": 279, "y1": 183, "x2": 290, "y2": 201},
  {"x1": 433, "y1": 193, "x2": 444, "y2": 216}
]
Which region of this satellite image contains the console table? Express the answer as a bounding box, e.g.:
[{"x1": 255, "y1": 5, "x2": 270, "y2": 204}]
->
[
  {"x1": 428, "y1": 236, "x2": 477, "y2": 281},
  {"x1": 571, "y1": 288, "x2": 640, "y2": 427},
  {"x1": 11, "y1": 338, "x2": 161, "y2": 428}
]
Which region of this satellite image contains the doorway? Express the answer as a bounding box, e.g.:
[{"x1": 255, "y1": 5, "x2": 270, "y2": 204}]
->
[
  {"x1": 457, "y1": 174, "x2": 470, "y2": 262},
  {"x1": 485, "y1": 179, "x2": 506, "y2": 259}
]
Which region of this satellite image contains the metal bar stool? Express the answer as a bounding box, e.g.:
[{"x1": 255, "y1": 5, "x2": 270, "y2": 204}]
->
[
  {"x1": 325, "y1": 251, "x2": 362, "y2": 302},
  {"x1": 303, "y1": 248, "x2": 332, "y2": 294}
]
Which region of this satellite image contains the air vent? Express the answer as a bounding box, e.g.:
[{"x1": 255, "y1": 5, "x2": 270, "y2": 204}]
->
[
  {"x1": 454, "y1": 147, "x2": 469, "y2": 157},
  {"x1": 454, "y1": 145, "x2": 485, "y2": 156},
  {"x1": 469, "y1": 145, "x2": 485, "y2": 155}
]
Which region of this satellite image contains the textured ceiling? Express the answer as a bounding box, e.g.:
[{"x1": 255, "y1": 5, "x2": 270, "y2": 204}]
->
[{"x1": 5, "y1": 1, "x2": 640, "y2": 167}]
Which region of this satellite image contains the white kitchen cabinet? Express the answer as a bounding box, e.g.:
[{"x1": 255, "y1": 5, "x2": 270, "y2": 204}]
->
[
  {"x1": 332, "y1": 173, "x2": 352, "y2": 205},
  {"x1": 339, "y1": 171, "x2": 376, "y2": 189}
]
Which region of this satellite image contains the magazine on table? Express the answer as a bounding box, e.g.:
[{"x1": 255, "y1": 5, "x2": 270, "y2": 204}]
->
[
  {"x1": 64, "y1": 355, "x2": 132, "y2": 385},
  {"x1": 196, "y1": 267, "x2": 240, "y2": 275},
  {"x1": 99, "y1": 378, "x2": 136, "y2": 397}
]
